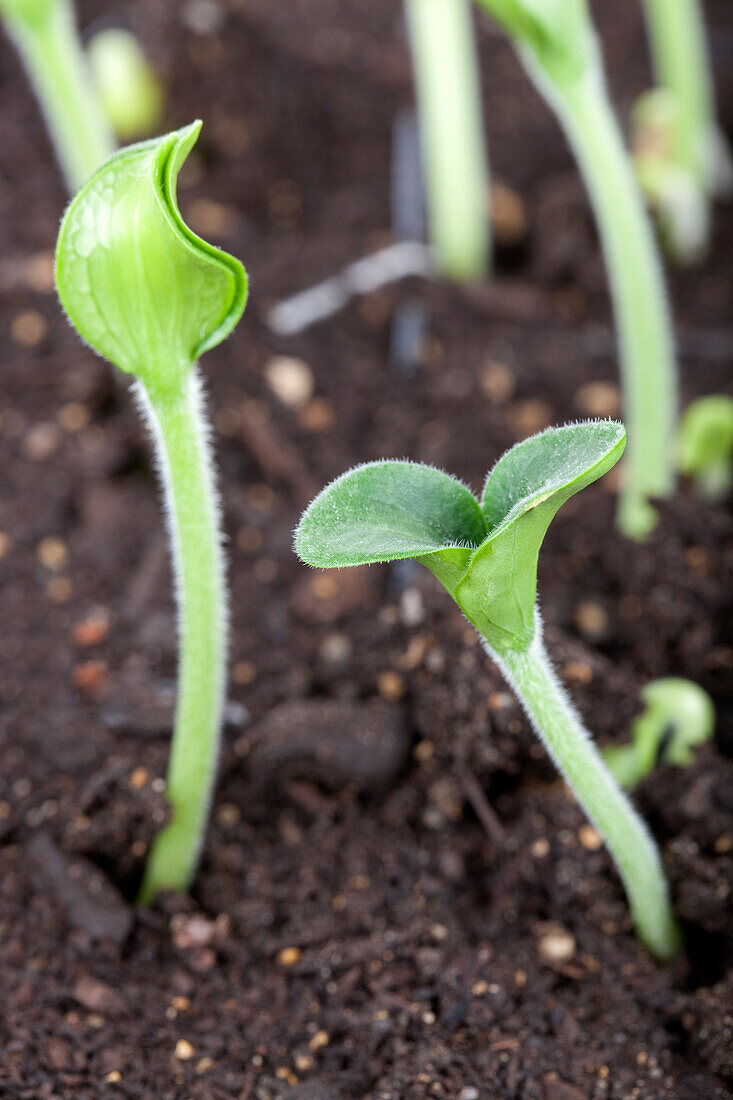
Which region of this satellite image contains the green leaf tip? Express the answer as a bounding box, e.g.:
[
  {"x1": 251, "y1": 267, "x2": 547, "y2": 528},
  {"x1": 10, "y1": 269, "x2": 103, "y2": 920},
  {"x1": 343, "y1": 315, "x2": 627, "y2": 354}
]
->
[
  {"x1": 481, "y1": 420, "x2": 626, "y2": 532},
  {"x1": 55, "y1": 120, "x2": 247, "y2": 393},
  {"x1": 295, "y1": 421, "x2": 625, "y2": 651}
]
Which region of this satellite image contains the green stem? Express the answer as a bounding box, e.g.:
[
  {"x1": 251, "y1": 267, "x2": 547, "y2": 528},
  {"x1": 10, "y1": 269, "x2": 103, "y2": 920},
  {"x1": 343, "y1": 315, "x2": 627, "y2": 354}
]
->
[
  {"x1": 487, "y1": 621, "x2": 680, "y2": 961},
  {"x1": 641, "y1": 0, "x2": 713, "y2": 187},
  {"x1": 547, "y1": 69, "x2": 677, "y2": 539},
  {"x1": 137, "y1": 369, "x2": 227, "y2": 904},
  {"x1": 2, "y1": 0, "x2": 114, "y2": 191},
  {"x1": 405, "y1": 0, "x2": 490, "y2": 280}
]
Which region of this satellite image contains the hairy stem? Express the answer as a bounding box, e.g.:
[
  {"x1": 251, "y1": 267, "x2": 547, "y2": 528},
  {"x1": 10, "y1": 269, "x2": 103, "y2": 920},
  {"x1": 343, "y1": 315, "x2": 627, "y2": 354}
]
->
[
  {"x1": 545, "y1": 68, "x2": 677, "y2": 539},
  {"x1": 137, "y1": 369, "x2": 227, "y2": 904},
  {"x1": 641, "y1": 0, "x2": 713, "y2": 187},
  {"x1": 405, "y1": 0, "x2": 489, "y2": 279},
  {"x1": 2, "y1": 0, "x2": 114, "y2": 191},
  {"x1": 486, "y1": 620, "x2": 680, "y2": 961}
]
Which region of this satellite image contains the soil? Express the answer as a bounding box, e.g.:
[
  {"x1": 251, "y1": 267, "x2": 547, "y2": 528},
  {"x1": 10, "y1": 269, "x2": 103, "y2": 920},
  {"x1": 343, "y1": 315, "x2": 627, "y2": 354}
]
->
[{"x1": 0, "y1": 0, "x2": 732, "y2": 1097}]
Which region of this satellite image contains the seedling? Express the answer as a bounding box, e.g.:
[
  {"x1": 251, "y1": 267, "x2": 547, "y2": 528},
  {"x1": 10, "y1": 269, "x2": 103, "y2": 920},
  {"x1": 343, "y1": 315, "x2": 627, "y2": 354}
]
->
[
  {"x1": 0, "y1": 0, "x2": 113, "y2": 190},
  {"x1": 632, "y1": 90, "x2": 709, "y2": 266},
  {"x1": 405, "y1": 0, "x2": 490, "y2": 279},
  {"x1": 679, "y1": 395, "x2": 733, "y2": 502},
  {"x1": 296, "y1": 422, "x2": 680, "y2": 961},
  {"x1": 635, "y1": 0, "x2": 733, "y2": 263},
  {"x1": 55, "y1": 122, "x2": 248, "y2": 902},
  {"x1": 604, "y1": 678, "x2": 714, "y2": 790},
  {"x1": 87, "y1": 27, "x2": 164, "y2": 141},
  {"x1": 472, "y1": 0, "x2": 677, "y2": 541}
]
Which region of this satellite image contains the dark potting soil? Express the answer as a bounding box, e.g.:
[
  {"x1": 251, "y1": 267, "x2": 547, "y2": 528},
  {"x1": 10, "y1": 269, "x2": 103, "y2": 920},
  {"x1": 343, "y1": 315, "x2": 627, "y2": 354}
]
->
[{"x1": 1, "y1": 0, "x2": 732, "y2": 1097}]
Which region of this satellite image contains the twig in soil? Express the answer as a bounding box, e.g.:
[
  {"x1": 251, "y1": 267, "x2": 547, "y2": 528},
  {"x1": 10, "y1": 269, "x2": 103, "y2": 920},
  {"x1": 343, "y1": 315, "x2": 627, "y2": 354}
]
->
[
  {"x1": 123, "y1": 533, "x2": 167, "y2": 624},
  {"x1": 295, "y1": 420, "x2": 681, "y2": 960},
  {"x1": 55, "y1": 122, "x2": 248, "y2": 903},
  {"x1": 473, "y1": 0, "x2": 678, "y2": 541},
  {"x1": 266, "y1": 241, "x2": 433, "y2": 336},
  {"x1": 456, "y1": 764, "x2": 505, "y2": 847},
  {"x1": 389, "y1": 299, "x2": 429, "y2": 378},
  {"x1": 391, "y1": 109, "x2": 426, "y2": 244},
  {"x1": 389, "y1": 109, "x2": 429, "y2": 378}
]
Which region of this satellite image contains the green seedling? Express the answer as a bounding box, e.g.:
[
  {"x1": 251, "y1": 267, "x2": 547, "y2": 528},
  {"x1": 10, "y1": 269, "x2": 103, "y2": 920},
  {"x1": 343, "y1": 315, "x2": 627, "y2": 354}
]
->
[
  {"x1": 679, "y1": 395, "x2": 733, "y2": 502},
  {"x1": 405, "y1": 0, "x2": 490, "y2": 279},
  {"x1": 296, "y1": 421, "x2": 680, "y2": 961},
  {"x1": 55, "y1": 122, "x2": 248, "y2": 903},
  {"x1": 604, "y1": 678, "x2": 715, "y2": 790},
  {"x1": 638, "y1": 0, "x2": 726, "y2": 201},
  {"x1": 88, "y1": 27, "x2": 164, "y2": 141},
  {"x1": 472, "y1": 0, "x2": 677, "y2": 541},
  {"x1": 0, "y1": 0, "x2": 114, "y2": 190},
  {"x1": 632, "y1": 90, "x2": 709, "y2": 266}
]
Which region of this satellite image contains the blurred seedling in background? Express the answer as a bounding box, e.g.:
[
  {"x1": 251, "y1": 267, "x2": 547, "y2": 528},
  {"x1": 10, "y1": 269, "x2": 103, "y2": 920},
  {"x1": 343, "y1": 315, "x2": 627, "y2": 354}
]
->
[
  {"x1": 634, "y1": 0, "x2": 733, "y2": 265},
  {"x1": 296, "y1": 421, "x2": 679, "y2": 961},
  {"x1": 405, "y1": 0, "x2": 490, "y2": 280},
  {"x1": 678, "y1": 395, "x2": 733, "y2": 503},
  {"x1": 632, "y1": 90, "x2": 710, "y2": 266},
  {"x1": 0, "y1": 0, "x2": 113, "y2": 190},
  {"x1": 604, "y1": 678, "x2": 715, "y2": 791},
  {"x1": 88, "y1": 26, "x2": 165, "y2": 141},
  {"x1": 56, "y1": 122, "x2": 248, "y2": 903},
  {"x1": 472, "y1": 0, "x2": 677, "y2": 542}
]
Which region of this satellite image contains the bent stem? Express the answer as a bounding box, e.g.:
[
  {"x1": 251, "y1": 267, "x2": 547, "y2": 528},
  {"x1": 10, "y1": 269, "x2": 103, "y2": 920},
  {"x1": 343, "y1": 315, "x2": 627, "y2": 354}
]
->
[
  {"x1": 487, "y1": 619, "x2": 680, "y2": 961},
  {"x1": 550, "y1": 71, "x2": 676, "y2": 539},
  {"x1": 405, "y1": 0, "x2": 490, "y2": 280},
  {"x1": 3, "y1": 0, "x2": 114, "y2": 190},
  {"x1": 137, "y1": 369, "x2": 226, "y2": 904}
]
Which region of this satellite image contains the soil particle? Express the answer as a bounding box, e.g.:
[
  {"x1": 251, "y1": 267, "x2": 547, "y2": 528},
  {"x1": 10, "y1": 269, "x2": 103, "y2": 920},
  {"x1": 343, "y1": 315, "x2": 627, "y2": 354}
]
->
[
  {"x1": 27, "y1": 834, "x2": 132, "y2": 945},
  {"x1": 245, "y1": 697, "x2": 410, "y2": 790},
  {"x1": 683, "y1": 973, "x2": 733, "y2": 1080},
  {"x1": 285, "y1": 1082, "x2": 343, "y2": 1100},
  {"x1": 1, "y1": 0, "x2": 732, "y2": 1096},
  {"x1": 73, "y1": 976, "x2": 126, "y2": 1015}
]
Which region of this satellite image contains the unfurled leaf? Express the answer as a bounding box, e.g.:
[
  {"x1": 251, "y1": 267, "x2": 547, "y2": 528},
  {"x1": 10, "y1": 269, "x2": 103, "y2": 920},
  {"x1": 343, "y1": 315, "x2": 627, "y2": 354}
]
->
[
  {"x1": 296, "y1": 422, "x2": 626, "y2": 653},
  {"x1": 455, "y1": 421, "x2": 625, "y2": 648},
  {"x1": 295, "y1": 460, "x2": 486, "y2": 581},
  {"x1": 481, "y1": 420, "x2": 626, "y2": 532}
]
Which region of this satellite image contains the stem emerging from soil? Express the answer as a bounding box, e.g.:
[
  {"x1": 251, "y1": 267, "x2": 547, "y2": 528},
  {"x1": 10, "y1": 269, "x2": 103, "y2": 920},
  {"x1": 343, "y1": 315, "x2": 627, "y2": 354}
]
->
[
  {"x1": 137, "y1": 369, "x2": 226, "y2": 904},
  {"x1": 405, "y1": 0, "x2": 490, "y2": 280},
  {"x1": 2, "y1": 0, "x2": 114, "y2": 191},
  {"x1": 486, "y1": 617, "x2": 680, "y2": 962},
  {"x1": 536, "y1": 68, "x2": 677, "y2": 540}
]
